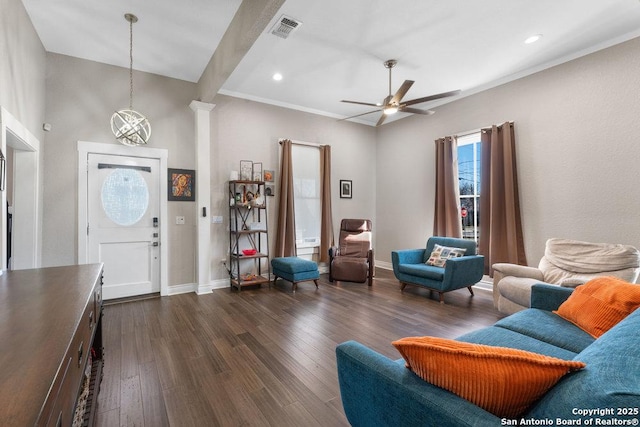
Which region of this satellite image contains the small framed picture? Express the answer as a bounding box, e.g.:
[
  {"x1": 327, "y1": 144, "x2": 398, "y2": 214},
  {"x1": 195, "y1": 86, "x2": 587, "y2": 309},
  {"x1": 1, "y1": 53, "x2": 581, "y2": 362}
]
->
[
  {"x1": 265, "y1": 184, "x2": 275, "y2": 197},
  {"x1": 252, "y1": 162, "x2": 263, "y2": 181},
  {"x1": 240, "y1": 160, "x2": 253, "y2": 181},
  {"x1": 168, "y1": 168, "x2": 196, "y2": 201},
  {"x1": 340, "y1": 180, "x2": 352, "y2": 199},
  {"x1": 263, "y1": 169, "x2": 274, "y2": 182}
]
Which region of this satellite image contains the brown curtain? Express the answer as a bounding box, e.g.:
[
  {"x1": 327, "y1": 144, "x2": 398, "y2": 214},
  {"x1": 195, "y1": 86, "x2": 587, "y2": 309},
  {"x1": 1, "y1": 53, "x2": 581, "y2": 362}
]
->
[
  {"x1": 275, "y1": 139, "x2": 297, "y2": 257},
  {"x1": 433, "y1": 136, "x2": 462, "y2": 237},
  {"x1": 479, "y1": 122, "x2": 527, "y2": 274},
  {"x1": 319, "y1": 145, "x2": 334, "y2": 262}
]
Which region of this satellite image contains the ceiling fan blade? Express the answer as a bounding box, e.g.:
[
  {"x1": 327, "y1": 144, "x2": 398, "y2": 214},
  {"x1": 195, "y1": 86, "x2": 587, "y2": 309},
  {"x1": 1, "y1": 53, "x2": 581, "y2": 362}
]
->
[
  {"x1": 402, "y1": 89, "x2": 461, "y2": 107},
  {"x1": 400, "y1": 107, "x2": 435, "y2": 115},
  {"x1": 338, "y1": 109, "x2": 382, "y2": 121},
  {"x1": 376, "y1": 114, "x2": 388, "y2": 127},
  {"x1": 341, "y1": 100, "x2": 380, "y2": 107},
  {"x1": 390, "y1": 80, "x2": 414, "y2": 105}
]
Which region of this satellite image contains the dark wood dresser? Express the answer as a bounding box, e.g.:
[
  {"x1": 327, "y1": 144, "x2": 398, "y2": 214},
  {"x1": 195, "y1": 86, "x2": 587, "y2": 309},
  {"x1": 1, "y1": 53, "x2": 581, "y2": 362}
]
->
[{"x1": 0, "y1": 264, "x2": 104, "y2": 426}]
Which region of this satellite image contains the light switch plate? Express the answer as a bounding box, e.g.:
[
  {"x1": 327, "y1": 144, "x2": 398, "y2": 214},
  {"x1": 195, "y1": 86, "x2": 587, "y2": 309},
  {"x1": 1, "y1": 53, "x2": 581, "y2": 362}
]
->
[
  {"x1": 176, "y1": 216, "x2": 185, "y2": 225},
  {"x1": 211, "y1": 216, "x2": 223, "y2": 224}
]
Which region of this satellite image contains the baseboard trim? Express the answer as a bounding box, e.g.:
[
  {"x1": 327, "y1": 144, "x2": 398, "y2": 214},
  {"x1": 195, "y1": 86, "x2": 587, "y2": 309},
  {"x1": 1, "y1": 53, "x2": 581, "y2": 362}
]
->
[
  {"x1": 474, "y1": 281, "x2": 493, "y2": 292},
  {"x1": 210, "y1": 278, "x2": 230, "y2": 290},
  {"x1": 167, "y1": 283, "x2": 197, "y2": 295},
  {"x1": 166, "y1": 263, "x2": 484, "y2": 296},
  {"x1": 375, "y1": 260, "x2": 392, "y2": 271}
]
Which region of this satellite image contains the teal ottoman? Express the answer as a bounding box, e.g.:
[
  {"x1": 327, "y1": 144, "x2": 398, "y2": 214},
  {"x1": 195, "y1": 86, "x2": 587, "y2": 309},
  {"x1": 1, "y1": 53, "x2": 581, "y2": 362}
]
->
[{"x1": 271, "y1": 257, "x2": 319, "y2": 292}]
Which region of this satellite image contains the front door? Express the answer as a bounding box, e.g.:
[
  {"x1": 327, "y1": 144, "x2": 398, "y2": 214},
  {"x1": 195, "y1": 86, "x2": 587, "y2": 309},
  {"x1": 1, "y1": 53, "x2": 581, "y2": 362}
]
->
[{"x1": 87, "y1": 153, "x2": 160, "y2": 299}]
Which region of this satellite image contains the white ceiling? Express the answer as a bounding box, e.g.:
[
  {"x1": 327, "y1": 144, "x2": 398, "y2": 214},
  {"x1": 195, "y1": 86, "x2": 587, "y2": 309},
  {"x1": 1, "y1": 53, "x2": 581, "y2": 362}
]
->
[{"x1": 20, "y1": 0, "x2": 640, "y2": 126}]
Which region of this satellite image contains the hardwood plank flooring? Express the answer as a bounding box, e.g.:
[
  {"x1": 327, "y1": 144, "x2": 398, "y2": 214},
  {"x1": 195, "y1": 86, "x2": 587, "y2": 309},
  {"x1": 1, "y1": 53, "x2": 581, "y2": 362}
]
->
[{"x1": 96, "y1": 268, "x2": 503, "y2": 426}]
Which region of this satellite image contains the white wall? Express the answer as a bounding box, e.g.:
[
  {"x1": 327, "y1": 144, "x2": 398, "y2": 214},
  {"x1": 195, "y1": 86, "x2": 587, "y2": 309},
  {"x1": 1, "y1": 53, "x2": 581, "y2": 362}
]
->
[
  {"x1": 209, "y1": 94, "x2": 377, "y2": 280},
  {"x1": 376, "y1": 36, "x2": 640, "y2": 268}
]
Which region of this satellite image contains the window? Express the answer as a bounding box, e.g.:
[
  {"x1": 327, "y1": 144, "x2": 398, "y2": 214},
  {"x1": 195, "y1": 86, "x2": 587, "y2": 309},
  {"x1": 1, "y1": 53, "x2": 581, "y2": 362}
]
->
[
  {"x1": 291, "y1": 144, "x2": 321, "y2": 248},
  {"x1": 101, "y1": 168, "x2": 149, "y2": 226},
  {"x1": 457, "y1": 133, "x2": 481, "y2": 242}
]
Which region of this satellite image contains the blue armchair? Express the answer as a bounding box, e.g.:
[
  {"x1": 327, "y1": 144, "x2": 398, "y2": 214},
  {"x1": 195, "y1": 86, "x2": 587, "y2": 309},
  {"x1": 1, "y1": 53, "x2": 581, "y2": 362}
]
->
[{"x1": 391, "y1": 237, "x2": 484, "y2": 303}]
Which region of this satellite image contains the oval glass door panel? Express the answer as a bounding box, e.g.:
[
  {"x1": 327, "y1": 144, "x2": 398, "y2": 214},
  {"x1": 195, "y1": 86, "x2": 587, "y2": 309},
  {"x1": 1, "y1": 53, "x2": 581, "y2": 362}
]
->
[{"x1": 101, "y1": 168, "x2": 149, "y2": 226}]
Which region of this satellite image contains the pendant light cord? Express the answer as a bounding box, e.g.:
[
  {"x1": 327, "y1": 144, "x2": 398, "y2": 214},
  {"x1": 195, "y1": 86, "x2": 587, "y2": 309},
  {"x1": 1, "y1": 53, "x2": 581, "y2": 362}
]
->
[
  {"x1": 111, "y1": 13, "x2": 150, "y2": 146},
  {"x1": 129, "y1": 17, "x2": 134, "y2": 111}
]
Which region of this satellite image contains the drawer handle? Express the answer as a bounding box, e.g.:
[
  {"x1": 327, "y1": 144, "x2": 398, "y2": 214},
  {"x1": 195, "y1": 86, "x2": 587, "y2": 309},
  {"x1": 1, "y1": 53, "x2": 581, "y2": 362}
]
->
[
  {"x1": 78, "y1": 341, "x2": 83, "y2": 367},
  {"x1": 89, "y1": 310, "x2": 94, "y2": 327}
]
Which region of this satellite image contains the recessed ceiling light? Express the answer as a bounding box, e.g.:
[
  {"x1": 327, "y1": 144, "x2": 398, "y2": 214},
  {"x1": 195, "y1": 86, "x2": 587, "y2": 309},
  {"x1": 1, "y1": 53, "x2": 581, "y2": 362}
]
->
[
  {"x1": 524, "y1": 34, "x2": 542, "y2": 44},
  {"x1": 272, "y1": 73, "x2": 283, "y2": 81}
]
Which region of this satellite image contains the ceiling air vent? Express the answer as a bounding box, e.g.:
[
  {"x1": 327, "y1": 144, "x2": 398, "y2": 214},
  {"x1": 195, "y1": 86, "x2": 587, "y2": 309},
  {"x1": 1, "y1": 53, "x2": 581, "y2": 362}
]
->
[{"x1": 270, "y1": 15, "x2": 302, "y2": 39}]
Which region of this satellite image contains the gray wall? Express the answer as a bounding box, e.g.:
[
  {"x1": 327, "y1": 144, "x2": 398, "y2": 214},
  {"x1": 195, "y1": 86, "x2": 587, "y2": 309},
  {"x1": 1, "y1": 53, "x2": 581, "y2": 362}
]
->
[
  {"x1": 43, "y1": 53, "x2": 198, "y2": 286},
  {"x1": 0, "y1": 0, "x2": 46, "y2": 266},
  {"x1": 7, "y1": 0, "x2": 640, "y2": 286},
  {"x1": 41, "y1": 58, "x2": 377, "y2": 286},
  {"x1": 208, "y1": 94, "x2": 377, "y2": 280},
  {"x1": 0, "y1": 0, "x2": 46, "y2": 136},
  {"x1": 376, "y1": 36, "x2": 640, "y2": 268}
]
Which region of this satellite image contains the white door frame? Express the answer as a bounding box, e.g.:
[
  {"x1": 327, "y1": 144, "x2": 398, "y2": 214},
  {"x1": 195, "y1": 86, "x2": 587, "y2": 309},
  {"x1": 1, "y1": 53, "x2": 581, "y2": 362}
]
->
[
  {"x1": 78, "y1": 141, "x2": 169, "y2": 296},
  {"x1": 0, "y1": 107, "x2": 41, "y2": 271}
]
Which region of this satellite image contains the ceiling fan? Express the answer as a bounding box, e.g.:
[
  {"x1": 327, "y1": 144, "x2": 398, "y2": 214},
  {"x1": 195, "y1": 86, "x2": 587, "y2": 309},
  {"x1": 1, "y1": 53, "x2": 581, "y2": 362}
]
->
[{"x1": 340, "y1": 59, "x2": 460, "y2": 126}]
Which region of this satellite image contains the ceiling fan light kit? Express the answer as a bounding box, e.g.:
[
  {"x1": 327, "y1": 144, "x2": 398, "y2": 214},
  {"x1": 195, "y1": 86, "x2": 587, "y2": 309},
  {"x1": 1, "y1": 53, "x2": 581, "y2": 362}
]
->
[
  {"x1": 111, "y1": 13, "x2": 151, "y2": 146},
  {"x1": 340, "y1": 59, "x2": 460, "y2": 126},
  {"x1": 383, "y1": 106, "x2": 398, "y2": 115}
]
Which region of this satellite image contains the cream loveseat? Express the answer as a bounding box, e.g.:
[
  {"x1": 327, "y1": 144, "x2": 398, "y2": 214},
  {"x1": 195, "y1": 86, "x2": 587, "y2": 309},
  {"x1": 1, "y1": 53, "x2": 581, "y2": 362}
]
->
[{"x1": 493, "y1": 238, "x2": 640, "y2": 315}]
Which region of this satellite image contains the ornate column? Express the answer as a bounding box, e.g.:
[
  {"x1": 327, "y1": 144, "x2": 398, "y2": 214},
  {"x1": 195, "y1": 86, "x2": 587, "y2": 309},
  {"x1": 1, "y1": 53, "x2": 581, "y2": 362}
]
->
[{"x1": 190, "y1": 100, "x2": 215, "y2": 294}]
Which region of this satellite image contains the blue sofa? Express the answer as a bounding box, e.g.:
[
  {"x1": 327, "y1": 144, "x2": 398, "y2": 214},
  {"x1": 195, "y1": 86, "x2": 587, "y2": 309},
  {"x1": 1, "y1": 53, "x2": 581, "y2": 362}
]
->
[
  {"x1": 336, "y1": 284, "x2": 640, "y2": 426},
  {"x1": 391, "y1": 237, "x2": 484, "y2": 303}
]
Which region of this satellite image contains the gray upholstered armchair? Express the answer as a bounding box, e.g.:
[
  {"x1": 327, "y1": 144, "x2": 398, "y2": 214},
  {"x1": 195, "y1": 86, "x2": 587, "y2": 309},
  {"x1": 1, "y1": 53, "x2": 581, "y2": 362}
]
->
[
  {"x1": 329, "y1": 219, "x2": 374, "y2": 286},
  {"x1": 493, "y1": 238, "x2": 640, "y2": 315},
  {"x1": 391, "y1": 237, "x2": 484, "y2": 303}
]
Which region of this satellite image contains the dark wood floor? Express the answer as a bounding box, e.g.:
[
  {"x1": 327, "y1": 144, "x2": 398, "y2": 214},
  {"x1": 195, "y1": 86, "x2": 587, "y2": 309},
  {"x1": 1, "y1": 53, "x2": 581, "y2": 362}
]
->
[{"x1": 96, "y1": 268, "x2": 503, "y2": 427}]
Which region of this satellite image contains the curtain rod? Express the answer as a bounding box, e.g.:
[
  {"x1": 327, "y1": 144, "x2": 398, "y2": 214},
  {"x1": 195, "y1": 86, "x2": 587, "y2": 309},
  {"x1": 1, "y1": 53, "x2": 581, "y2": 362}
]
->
[
  {"x1": 455, "y1": 128, "x2": 482, "y2": 138},
  {"x1": 481, "y1": 121, "x2": 514, "y2": 133},
  {"x1": 455, "y1": 121, "x2": 514, "y2": 138},
  {"x1": 278, "y1": 139, "x2": 326, "y2": 148}
]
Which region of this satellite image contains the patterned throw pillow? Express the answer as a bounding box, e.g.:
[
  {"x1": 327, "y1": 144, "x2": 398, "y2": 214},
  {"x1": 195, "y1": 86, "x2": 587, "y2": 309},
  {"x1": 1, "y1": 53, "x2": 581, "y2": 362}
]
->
[
  {"x1": 425, "y1": 244, "x2": 467, "y2": 267},
  {"x1": 554, "y1": 276, "x2": 640, "y2": 338},
  {"x1": 392, "y1": 336, "x2": 586, "y2": 418}
]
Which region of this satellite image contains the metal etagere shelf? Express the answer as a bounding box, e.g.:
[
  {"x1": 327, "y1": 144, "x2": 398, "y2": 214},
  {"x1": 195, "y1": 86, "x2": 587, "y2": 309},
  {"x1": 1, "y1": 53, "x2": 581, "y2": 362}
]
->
[{"x1": 228, "y1": 180, "x2": 270, "y2": 290}]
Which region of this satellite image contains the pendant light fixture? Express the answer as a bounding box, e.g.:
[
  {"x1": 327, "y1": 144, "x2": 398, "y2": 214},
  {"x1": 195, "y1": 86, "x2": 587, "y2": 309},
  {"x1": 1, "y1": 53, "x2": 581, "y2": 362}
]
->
[{"x1": 110, "y1": 13, "x2": 151, "y2": 146}]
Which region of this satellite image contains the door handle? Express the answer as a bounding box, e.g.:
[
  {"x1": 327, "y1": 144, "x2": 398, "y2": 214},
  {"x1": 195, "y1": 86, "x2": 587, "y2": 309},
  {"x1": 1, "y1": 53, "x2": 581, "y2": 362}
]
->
[{"x1": 152, "y1": 242, "x2": 159, "y2": 247}]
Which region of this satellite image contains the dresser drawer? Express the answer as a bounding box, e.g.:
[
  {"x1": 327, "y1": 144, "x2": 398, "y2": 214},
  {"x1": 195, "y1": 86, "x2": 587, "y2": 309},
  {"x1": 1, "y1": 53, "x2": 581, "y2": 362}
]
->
[
  {"x1": 77, "y1": 292, "x2": 97, "y2": 372},
  {"x1": 94, "y1": 285, "x2": 102, "y2": 322},
  {"x1": 40, "y1": 356, "x2": 71, "y2": 427}
]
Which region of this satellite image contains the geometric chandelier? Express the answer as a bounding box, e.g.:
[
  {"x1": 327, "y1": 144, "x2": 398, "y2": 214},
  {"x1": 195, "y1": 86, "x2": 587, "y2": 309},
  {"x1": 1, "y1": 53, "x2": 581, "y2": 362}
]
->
[{"x1": 110, "y1": 13, "x2": 151, "y2": 146}]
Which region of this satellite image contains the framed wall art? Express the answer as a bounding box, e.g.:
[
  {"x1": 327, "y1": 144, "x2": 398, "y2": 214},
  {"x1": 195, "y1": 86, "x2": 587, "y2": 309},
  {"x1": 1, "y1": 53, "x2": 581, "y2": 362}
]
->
[
  {"x1": 252, "y1": 162, "x2": 263, "y2": 181},
  {"x1": 265, "y1": 185, "x2": 275, "y2": 197},
  {"x1": 168, "y1": 168, "x2": 196, "y2": 201},
  {"x1": 340, "y1": 180, "x2": 352, "y2": 199},
  {"x1": 263, "y1": 169, "x2": 274, "y2": 182},
  {"x1": 240, "y1": 160, "x2": 253, "y2": 181}
]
